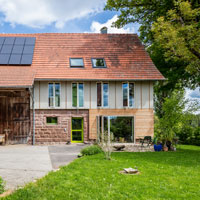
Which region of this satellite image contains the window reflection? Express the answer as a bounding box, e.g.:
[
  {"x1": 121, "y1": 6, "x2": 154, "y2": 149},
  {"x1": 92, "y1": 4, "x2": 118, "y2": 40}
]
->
[{"x1": 97, "y1": 116, "x2": 134, "y2": 143}]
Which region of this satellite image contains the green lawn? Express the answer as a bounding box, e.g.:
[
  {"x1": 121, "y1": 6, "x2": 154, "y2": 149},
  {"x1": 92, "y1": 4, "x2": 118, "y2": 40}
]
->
[{"x1": 2, "y1": 145, "x2": 200, "y2": 200}]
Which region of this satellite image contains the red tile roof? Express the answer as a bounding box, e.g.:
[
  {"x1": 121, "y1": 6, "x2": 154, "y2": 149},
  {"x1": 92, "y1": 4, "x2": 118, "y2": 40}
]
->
[
  {"x1": 0, "y1": 33, "x2": 165, "y2": 87},
  {"x1": 0, "y1": 67, "x2": 35, "y2": 88}
]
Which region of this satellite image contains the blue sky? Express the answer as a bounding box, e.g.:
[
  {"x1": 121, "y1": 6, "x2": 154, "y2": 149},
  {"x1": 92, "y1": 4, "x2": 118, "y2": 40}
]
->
[
  {"x1": 0, "y1": 0, "x2": 199, "y2": 104},
  {"x1": 0, "y1": 0, "x2": 139, "y2": 34}
]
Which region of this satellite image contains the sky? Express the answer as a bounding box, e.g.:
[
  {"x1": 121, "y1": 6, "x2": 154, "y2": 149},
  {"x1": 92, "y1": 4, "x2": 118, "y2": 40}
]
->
[
  {"x1": 0, "y1": 0, "x2": 199, "y2": 104},
  {"x1": 0, "y1": 0, "x2": 140, "y2": 34}
]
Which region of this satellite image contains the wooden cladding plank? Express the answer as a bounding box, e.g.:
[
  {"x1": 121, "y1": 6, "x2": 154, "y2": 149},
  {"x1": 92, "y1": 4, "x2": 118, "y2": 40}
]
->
[{"x1": 89, "y1": 108, "x2": 154, "y2": 140}]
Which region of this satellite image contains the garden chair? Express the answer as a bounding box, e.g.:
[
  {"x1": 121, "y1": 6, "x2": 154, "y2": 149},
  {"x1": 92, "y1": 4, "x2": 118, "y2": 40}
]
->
[{"x1": 140, "y1": 136, "x2": 152, "y2": 146}]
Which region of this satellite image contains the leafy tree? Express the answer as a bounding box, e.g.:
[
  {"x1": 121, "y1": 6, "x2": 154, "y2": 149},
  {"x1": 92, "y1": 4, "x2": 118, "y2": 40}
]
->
[
  {"x1": 155, "y1": 89, "x2": 199, "y2": 146},
  {"x1": 152, "y1": 1, "x2": 200, "y2": 82},
  {"x1": 105, "y1": 0, "x2": 175, "y2": 44},
  {"x1": 178, "y1": 114, "x2": 200, "y2": 145},
  {"x1": 105, "y1": 0, "x2": 199, "y2": 44}
]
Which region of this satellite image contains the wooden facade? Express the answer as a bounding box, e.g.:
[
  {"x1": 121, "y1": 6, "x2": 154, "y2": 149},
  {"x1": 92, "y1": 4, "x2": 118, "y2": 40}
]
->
[
  {"x1": 0, "y1": 89, "x2": 31, "y2": 144},
  {"x1": 89, "y1": 109, "x2": 154, "y2": 140}
]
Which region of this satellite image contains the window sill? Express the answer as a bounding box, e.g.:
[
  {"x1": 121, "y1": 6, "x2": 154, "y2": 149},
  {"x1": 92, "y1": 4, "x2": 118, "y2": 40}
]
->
[{"x1": 46, "y1": 123, "x2": 58, "y2": 126}]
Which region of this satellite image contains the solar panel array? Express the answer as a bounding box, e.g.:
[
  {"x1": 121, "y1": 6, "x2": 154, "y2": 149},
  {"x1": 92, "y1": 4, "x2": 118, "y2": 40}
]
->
[{"x1": 0, "y1": 37, "x2": 36, "y2": 65}]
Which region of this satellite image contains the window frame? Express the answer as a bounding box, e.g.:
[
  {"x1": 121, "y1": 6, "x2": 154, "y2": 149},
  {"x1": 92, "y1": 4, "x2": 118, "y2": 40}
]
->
[
  {"x1": 46, "y1": 117, "x2": 58, "y2": 125},
  {"x1": 122, "y1": 82, "x2": 135, "y2": 108},
  {"x1": 91, "y1": 58, "x2": 107, "y2": 68},
  {"x1": 69, "y1": 58, "x2": 84, "y2": 68},
  {"x1": 97, "y1": 82, "x2": 109, "y2": 108},
  {"x1": 48, "y1": 82, "x2": 61, "y2": 108},
  {"x1": 72, "y1": 82, "x2": 84, "y2": 108}
]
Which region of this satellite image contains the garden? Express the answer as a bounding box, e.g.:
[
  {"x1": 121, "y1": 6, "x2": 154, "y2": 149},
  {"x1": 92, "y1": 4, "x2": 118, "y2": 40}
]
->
[{"x1": 1, "y1": 145, "x2": 200, "y2": 200}]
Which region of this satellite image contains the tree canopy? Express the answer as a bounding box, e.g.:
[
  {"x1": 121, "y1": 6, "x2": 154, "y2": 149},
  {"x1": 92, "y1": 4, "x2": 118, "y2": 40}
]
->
[
  {"x1": 105, "y1": 0, "x2": 175, "y2": 44},
  {"x1": 152, "y1": 1, "x2": 200, "y2": 83}
]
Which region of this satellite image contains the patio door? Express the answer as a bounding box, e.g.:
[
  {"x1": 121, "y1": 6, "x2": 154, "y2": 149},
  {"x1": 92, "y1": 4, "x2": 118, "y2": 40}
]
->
[{"x1": 71, "y1": 117, "x2": 83, "y2": 143}]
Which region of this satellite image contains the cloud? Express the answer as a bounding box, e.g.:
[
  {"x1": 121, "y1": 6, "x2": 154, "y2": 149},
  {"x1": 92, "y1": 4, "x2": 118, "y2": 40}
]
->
[
  {"x1": 0, "y1": 0, "x2": 106, "y2": 28},
  {"x1": 90, "y1": 15, "x2": 135, "y2": 33},
  {"x1": 186, "y1": 87, "x2": 200, "y2": 100},
  {"x1": 189, "y1": 88, "x2": 200, "y2": 99}
]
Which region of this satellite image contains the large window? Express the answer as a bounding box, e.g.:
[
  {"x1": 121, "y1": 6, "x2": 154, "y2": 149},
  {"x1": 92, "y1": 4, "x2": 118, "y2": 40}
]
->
[
  {"x1": 70, "y1": 58, "x2": 84, "y2": 68},
  {"x1": 97, "y1": 116, "x2": 134, "y2": 143},
  {"x1": 122, "y1": 82, "x2": 134, "y2": 107},
  {"x1": 97, "y1": 83, "x2": 109, "y2": 107},
  {"x1": 72, "y1": 83, "x2": 84, "y2": 107},
  {"x1": 92, "y1": 58, "x2": 106, "y2": 68},
  {"x1": 48, "y1": 83, "x2": 60, "y2": 107}
]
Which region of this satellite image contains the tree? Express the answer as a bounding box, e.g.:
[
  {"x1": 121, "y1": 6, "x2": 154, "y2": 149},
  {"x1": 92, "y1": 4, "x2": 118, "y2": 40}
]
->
[
  {"x1": 105, "y1": 0, "x2": 175, "y2": 44},
  {"x1": 155, "y1": 89, "x2": 199, "y2": 147},
  {"x1": 148, "y1": 41, "x2": 198, "y2": 117},
  {"x1": 105, "y1": 0, "x2": 200, "y2": 44},
  {"x1": 152, "y1": 1, "x2": 200, "y2": 83}
]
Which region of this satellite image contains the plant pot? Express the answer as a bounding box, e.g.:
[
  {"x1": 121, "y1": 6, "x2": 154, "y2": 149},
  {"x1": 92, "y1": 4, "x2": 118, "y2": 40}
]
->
[
  {"x1": 163, "y1": 146, "x2": 168, "y2": 152},
  {"x1": 154, "y1": 144, "x2": 162, "y2": 152}
]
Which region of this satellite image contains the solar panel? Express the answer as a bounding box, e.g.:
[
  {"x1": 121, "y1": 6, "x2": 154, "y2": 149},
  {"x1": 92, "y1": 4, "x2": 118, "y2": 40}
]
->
[
  {"x1": 1, "y1": 45, "x2": 13, "y2": 54},
  {"x1": 15, "y1": 37, "x2": 25, "y2": 45},
  {"x1": 0, "y1": 37, "x2": 5, "y2": 45},
  {"x1": 4, "y1": 37, "x2": 15, "y2": 45},
  {"x1": 0, "y1": 54, "x2": 10, "y2": 64},
  {"x1": 0, "y1": 37, "x2": 35, "y2": 65},
  {"x1": 25, "y1": 37, "x2": 35, "y2": 45},
  {"x1": 12, "y1": 45, "x2": 24, "y2": 54},
  {"x1": 9, "y1": 54, "x2": 21, "y2": 65},
  {"x1": 21, "y1": 54, "x2": 33, "y2": 65},
  {"x1": 23, "y1": 45, "x2": 34, "y2": 54}
]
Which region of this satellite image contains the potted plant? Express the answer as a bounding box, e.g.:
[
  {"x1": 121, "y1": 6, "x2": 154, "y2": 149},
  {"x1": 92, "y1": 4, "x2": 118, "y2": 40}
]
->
[{"x1": 153, "y1": 137, "x2": 162, "y2": 151}]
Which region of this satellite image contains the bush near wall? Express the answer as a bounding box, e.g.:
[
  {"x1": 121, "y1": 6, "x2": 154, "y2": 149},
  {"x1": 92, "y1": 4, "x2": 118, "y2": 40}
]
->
[
  {"x1": 81, "y1": 145, "x2": 103, "y2": 156},
  {"x1": 0, "y1": 176, "x2": 4, "y2": 194}
]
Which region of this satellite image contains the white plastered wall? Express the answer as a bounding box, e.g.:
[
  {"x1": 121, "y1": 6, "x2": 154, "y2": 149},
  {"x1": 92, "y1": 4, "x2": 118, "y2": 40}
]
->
[{"x1": 33, "y1": 81, "x2": 154, "y2": 109}]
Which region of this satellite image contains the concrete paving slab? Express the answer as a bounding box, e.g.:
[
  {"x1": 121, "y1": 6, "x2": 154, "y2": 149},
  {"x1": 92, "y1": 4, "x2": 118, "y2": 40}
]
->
[
  {"x1": 48, "y1": 144, "x2": 86, "y2": 169},
  {"x1": 0, "y1": 144, "x2": 87, "y2": 190},
  {"x1": 0, "y1": 145, "x2": 52, "y2": 190}
]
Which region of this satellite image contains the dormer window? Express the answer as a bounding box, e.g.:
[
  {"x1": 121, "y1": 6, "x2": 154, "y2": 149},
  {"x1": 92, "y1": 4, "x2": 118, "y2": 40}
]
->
[
  {"x1": 92, "y1": 58, "x2": 106, "y2": 68},
  {"x1": 70, "y1": 58, "x2": 84, "y2": 68}
]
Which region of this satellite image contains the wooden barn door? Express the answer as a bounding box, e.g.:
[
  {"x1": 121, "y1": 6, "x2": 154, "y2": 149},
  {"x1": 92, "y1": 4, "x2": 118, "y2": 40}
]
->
[
  {"x1": 0, "y1": 90, "x2": 30, "y2": 144},
  {"x1": 12, "y1": 101, "x2": 30, "y2": 143},
  {"x1": 0, "y1": 97, "x2": 7, "y2": 135}
]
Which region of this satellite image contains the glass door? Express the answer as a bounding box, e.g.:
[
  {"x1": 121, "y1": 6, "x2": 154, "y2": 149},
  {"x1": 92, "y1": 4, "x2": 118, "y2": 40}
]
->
[{"x1": 71, "y1": 117, "x2": 83, "y2": 143}]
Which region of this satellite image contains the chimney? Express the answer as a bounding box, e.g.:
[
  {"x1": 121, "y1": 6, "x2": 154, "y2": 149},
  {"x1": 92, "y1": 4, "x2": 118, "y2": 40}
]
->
[{"x1": 100, "y1": 27, "x2": 108, "y2": 34}]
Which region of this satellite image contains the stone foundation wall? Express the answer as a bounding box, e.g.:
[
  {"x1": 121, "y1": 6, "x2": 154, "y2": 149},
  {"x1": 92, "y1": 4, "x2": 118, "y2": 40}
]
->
[{"x1": 30, "y1": 109, "x2": 89, "y2": 144}]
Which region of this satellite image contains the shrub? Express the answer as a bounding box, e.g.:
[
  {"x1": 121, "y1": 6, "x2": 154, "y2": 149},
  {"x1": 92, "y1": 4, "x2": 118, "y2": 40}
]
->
[
  {"x1": 81, "y1": 145, "x2": 103, "y2": 156},
  {"x1": 0, "y1": 177, "x2": 4, "y2": 194},
  {"x1": 178, "y1": 126, "x2": 200, "y2": 146}
]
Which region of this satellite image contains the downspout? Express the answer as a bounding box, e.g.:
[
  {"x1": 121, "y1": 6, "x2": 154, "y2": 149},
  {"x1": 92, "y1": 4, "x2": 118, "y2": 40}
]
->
[
  {"x1": 29, "y1": 86, "x2": 35, "y2": 145},
  {"x1": 32, "y1": 86, "x2": 35, "y2": 145}
]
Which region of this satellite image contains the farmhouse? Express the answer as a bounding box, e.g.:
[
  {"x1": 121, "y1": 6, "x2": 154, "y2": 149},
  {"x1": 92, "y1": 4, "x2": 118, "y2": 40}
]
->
[{"x1": 0, "y1": 30, "x2": 164, "y2": 144}]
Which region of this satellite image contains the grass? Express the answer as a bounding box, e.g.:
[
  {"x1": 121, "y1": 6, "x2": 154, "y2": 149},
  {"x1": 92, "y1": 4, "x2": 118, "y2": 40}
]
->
[{"x1": 2, "y1": 145, "x2": 200, "y2": 200}]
